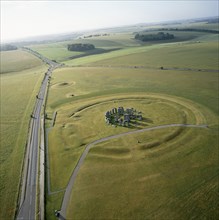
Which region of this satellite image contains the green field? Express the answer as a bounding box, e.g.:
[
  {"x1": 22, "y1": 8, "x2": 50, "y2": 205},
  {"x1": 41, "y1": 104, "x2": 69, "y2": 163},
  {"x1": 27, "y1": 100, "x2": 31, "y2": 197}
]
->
[
  {"x1": 0, "y1": 49, "x2": 44, "y2": 73},
  {"x1": 29, "y1": 33, "x2": 139, "y2": 63},
  {"x1": 0, "y1": 50, "x2": 48, "y2": 219},
  {"x1": 29, "y1": 21, "x2": 218, "y2": 67},
  {"x1": 47, "y1": 66, "x2": 218, "y2": 115},
  {"x1": 44, "y1": 23, "x2": 218, "y2": 219},
  {"x1": 68, "y1": 126, "x2": 218, "y2": 219},
  {"x1": 45, "y1": 89, "x2": 218, "y2": 220},
  {"x1": 92, "y1": 41, "x2": 219, "y2": 70},
  {"x1": 45, "y1": 61, "x2": 218, "y2": 220},
  {"x1": 1, "y1": 20, "x2": 218, "y2": 220},
  {"x1": 46, "y1": 91, "x2": 216, "y2": 188}
]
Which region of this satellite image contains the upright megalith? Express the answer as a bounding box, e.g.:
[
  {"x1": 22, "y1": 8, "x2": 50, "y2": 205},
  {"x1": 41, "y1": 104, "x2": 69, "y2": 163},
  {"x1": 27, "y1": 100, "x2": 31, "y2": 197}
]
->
[{"x1": 104, "y1": 106, "x2": 143, "y2": 127}]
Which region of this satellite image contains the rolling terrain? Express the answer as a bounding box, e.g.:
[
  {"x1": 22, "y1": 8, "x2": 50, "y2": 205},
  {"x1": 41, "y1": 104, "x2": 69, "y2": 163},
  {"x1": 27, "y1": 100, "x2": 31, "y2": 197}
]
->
[
  {"x1": 42, "y1": 21, "x2": 219, "y2": 220},
  {"x1": 0, "y1": 19, "x2": 218, "y2": 220}
]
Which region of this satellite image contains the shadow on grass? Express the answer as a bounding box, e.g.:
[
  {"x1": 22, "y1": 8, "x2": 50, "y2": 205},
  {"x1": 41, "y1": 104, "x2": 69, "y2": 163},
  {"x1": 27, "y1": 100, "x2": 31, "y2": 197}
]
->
[
  {"x1": 65, "y1": 48, "x2": 121, "y2": 61},
  {"x1": 143, "y1": 117, "x2": 154, "y2": 123},
  {"x1": 58, "y1": 213, "x2": 65, "y2": 220}
]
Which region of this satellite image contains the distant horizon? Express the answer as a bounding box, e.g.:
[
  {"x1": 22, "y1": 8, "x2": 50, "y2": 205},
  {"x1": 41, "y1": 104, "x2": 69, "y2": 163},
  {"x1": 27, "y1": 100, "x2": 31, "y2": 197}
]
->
[
  {"x1": 1, "y1": 16, "x2": 219, "y2": 44},
  {"x1": 2, "y1": 15, "x2": 218, "y2": 44},
  {"x1": 1, "y1": 0, "x2": 218, "y2": 43}
]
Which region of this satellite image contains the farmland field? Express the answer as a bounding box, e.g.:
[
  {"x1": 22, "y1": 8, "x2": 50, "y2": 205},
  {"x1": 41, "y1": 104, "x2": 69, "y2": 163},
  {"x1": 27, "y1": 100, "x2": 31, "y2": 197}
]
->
[
  {"x1": 45, "y1": 26, "x2": 218, "y2": 218},
  {"x1": 0, "y1": 50, "x2": 48, "y2": 219}
]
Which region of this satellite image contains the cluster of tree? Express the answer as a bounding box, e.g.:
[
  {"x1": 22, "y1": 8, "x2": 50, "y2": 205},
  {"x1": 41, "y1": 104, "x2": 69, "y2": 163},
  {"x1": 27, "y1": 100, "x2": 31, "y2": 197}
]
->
[
  {"x1": 207, "y1": 19, "x2": 219, "y2": 24},
  {"x1": 67, "y1": 43, "x2": 95, "y2": 51},
  {"x1": 83, "y1": 33, "x2": 109, "y2": 38},
  {"x1": 159, "y1": 28, "x2": 219, "y2": 34},
  {"x1": 135, "y1": 32, "x2": 174, "y2": 41},
  {"x1": 0, "y1": 44, "x2": 17, "y2": 51}
]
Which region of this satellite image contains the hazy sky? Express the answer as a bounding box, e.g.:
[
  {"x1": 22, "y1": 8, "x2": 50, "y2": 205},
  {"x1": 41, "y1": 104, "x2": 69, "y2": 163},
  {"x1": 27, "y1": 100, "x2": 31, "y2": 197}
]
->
[{"x1": 1, "y1": 0, "x2": 218, "y2": 42}]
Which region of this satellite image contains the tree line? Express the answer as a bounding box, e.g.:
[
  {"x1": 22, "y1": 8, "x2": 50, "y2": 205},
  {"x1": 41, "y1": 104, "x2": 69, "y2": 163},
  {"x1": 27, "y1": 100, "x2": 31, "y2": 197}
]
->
[
  {"x1": 159, "y1": 28, "x2": 219, "y2": 34},
  {"x1": 67, "y1": 43, "x2": 95, "y2": 51},
  {"x1": 0, "y1": 44, "x2": 17, "y2": 51},
  {"x1": 135, "y1": 32, "x2": 174, "y2": 42}
]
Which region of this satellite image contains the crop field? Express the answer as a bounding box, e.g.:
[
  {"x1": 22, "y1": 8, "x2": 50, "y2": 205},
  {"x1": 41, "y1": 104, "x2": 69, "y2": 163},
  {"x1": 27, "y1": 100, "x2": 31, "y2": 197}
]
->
[{"x1": 0, "y1": 50, "x2": 48, "y2": 219}]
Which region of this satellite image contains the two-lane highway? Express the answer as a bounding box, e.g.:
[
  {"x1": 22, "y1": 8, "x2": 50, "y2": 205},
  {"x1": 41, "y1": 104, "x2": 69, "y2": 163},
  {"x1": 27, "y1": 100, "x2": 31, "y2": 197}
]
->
[{"x1": 17, "y1": 51, "x2": 59, "y2": 219}]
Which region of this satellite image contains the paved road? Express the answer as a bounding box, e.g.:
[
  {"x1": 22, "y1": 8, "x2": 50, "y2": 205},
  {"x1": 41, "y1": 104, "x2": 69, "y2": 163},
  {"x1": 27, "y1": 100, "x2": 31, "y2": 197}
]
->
[
  {"x1": 17, "y1": 50, "x2": 59, "y2": 220},
  {"x1": 59, "y1": 123, "x2": 208, "y2": 219}
]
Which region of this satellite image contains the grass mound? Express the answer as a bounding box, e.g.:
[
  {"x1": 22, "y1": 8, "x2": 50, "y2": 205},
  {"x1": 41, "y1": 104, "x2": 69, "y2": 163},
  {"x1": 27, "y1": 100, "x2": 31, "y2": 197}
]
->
[{"x1": 51, "y1": 81, "x2": 75, "y2": 89}]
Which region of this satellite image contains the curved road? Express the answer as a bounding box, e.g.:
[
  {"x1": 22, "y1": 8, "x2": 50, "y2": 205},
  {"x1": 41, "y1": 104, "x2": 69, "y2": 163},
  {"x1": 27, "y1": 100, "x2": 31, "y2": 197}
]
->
[
  {"x1": 59, "y1": 123, "x2": 208, "y2": 219},
  {"x1": 17, "y1": 50, "x2": 59, "y2": 220}
]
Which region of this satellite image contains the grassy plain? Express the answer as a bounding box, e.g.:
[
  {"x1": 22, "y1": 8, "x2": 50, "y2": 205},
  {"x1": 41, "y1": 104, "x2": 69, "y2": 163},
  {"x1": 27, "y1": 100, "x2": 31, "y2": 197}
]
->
[
  {"x1": 29, "y1": 43, "x2": 84, "y2": 62},
  {"x1": 0, "y1": 49, "x2": 44, "y2": 73},
  {"x1": 29, "y1": 21, "x2": 218, "y2": 67},
  {"x1": 68, "y1": 126, "x2": 218, "y2": 219},
  {"x1": 92, "y1": 41, "x2": 219, "y2": 70},
  {"x1": 45, "y1": 66, "x2": 218, "y2": 219},
  {"x1": 44, "y1": 21, "x2": 219, "y2": 219},
  {"x1": 47, "y1": 66, "x2": 218, "y2": 115},
  {"x1": 29, "y1": 33, "x2": 139, "y2": 62},
  {"x1": 0, "y1": 50, "x2": 47, "y2": 219},
  {"x1": 48, "y1": 95, "x2": 196, "y2": 190}
]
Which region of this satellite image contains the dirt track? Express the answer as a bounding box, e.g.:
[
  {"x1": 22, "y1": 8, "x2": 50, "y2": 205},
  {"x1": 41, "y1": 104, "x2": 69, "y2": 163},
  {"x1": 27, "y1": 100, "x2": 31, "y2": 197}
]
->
[{"x1": 59, "y1": 123, "x2": 208, "y2": 219}]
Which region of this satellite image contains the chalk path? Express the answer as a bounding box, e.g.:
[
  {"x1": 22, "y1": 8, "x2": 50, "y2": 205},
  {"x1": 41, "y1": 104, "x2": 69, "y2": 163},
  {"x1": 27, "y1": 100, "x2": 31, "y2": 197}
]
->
[{"x1": 58, "y1": 123, "x2": 208, "y2": 219}]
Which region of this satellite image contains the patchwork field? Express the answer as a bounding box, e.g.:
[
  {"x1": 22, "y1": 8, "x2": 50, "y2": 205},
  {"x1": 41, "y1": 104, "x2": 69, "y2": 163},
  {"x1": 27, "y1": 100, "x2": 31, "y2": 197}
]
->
[{"x1": 0, "y1": 50, "x2": 48, "y2": 219}]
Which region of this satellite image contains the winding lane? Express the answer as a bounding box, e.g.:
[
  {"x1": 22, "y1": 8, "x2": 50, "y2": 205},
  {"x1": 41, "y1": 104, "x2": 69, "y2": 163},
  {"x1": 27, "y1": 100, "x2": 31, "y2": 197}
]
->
[{"x1": 59, "y1": 123, "x2": 208, "y2": 219}]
